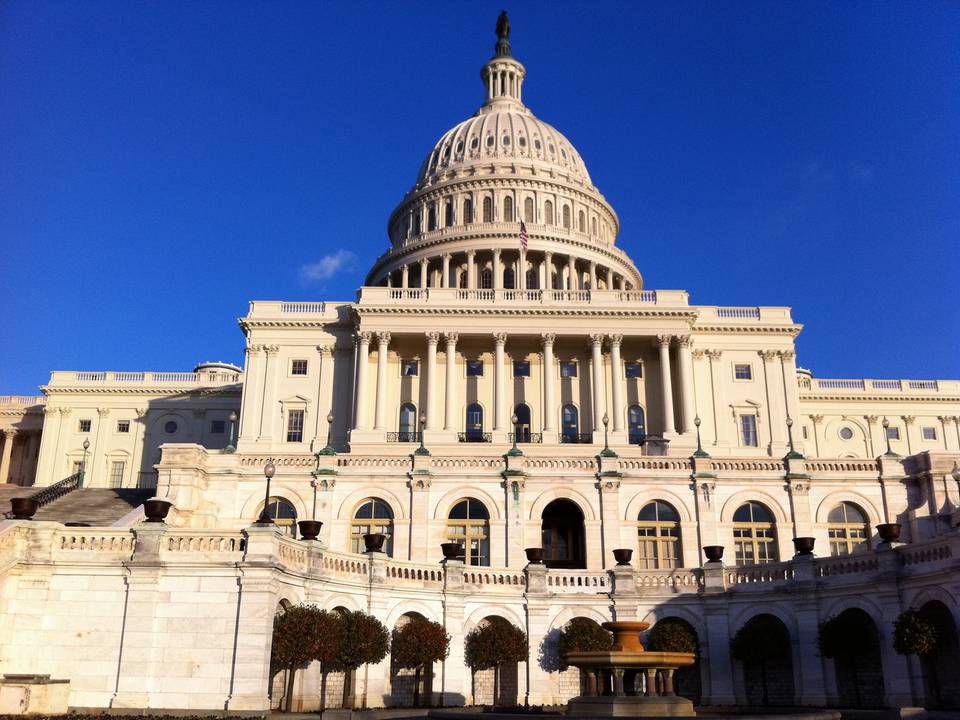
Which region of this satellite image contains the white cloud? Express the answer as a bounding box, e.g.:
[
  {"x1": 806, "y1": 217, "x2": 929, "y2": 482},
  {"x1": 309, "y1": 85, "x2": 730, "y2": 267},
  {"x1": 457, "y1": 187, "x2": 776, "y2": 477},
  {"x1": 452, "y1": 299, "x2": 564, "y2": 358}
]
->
[{"x1": 298, "y1": 250, "x2": 356, "y2": 285}]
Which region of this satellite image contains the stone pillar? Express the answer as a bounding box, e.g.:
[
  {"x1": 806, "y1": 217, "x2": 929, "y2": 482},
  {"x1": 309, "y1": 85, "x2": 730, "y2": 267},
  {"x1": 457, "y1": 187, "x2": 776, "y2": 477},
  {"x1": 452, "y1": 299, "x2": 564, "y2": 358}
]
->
[
  {"x1": 541, "y1": 333, "x2": 557, "y2": 441},
  {"x1": 425, "y1": 332, "x2": 440, "y2": 431},
  {"x1": 87, "y1": 408, "x2": 109, "y2": 486},
  {"x1": 543, "y1": 251, "x2": 553, "y2": 290},
  {"x1": 606, "y1": 267, "x2": 613, "y2": 290},
  {"x1": 53, "y1": 407, "x2": 72, "y2": 481},
  {"x1": 778, "y1": 350, "x2": 801, "y2": 425},
  {"x1": 597, "y1": 478, "x2": 621, "y2": 568},
  {"x1": 311, "y1": 345, "x2": 332, "y2": 450},
  {"x1": 420, "y1": 258, "x2": 429, "y2": 288},
  {"x1": 401, "y1": 264, "x2": 409, "y2": 289},
  {"x1": 0, "y1": 430, "x2": 16, "y2": 485},
  {"x1": 608, "y1": 334, "x2": 624, "y2": 435},
  {"x1": 441, "y1": 566, "x2": 470, "y2": 705},
  {"x1": 657, "y1": 335, "x2": 676, "y2": 435},
  {"x1": 519, "y1": 251, "x2": 527, "y2": 291},
  {"x1": 373, "y1": 332, "x2": 391, "y2": 431},
  {"x1": 589, "y1": 261, "x2": 597, "y2": 290},
  {"x1": 238, "y1": 344, "x2": 263, "y2": 441},
  {"x1": 524, "y1": 603, "x2": 552, "y2": 705},
  {"x1": 701, "y1": 601, "x2": 736, "y2": 705},
  {"x1": 353, "y1": 332, "x2": 372, "y2": 430},
  {"x1": 788, "y1": 478, "x2": 813, "y2": 540},
  {"x1": 676, "y1": 335, "x2": 696, "y2": 435},
  {"x1": 493, "y1": 249, "x2": 502, "y2": 290},
  {"x1": 760, "y1": 350, "x2": 787, "y2": 454},
  {"x1": 467, "y1": 250, "x2": 476, "y2": 289},
  {"x1": 443, "y1": 333, "x2": 459, "y2": 431},
  {"x1": 567, "y1": 255, "x2": 576, "y2": 289},
  {"x1": 258, "y1": 345, "x2": 280, "y2": 441},
  {"x1": 704, "y1": 350, "x2": 726, "y2": 448},
  {"x1": 493, "y1": 333, "x2": 508, "y2": 435},
  {"x1": 902, "y1": 415, "x2": 916, "y2": 455},
  {"x1": 792, "y1": 592, "x2": 828, "y2": 706},
  {"x1": 941, "y1": 416, "x2": 959, "y2": 451},
  {"x1": 590, "y1": 334, "x2": 606, "y2": 436},
  {"x1": 864, "y1": 415, "x2": 881, "y2": 458},
  {"x1": 442, "y1": 253, "x2": 451, "y2": 288}
]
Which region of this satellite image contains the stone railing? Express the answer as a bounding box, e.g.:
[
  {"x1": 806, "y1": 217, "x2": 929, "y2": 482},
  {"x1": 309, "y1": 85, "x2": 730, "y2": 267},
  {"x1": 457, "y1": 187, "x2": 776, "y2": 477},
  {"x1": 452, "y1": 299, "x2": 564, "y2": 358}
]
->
[
  {"x1": 815, "y1": 553, "x2": 880, "y2": 578},
  {"x1": 635, "y1": 568, "x2": 703, "y2": 593},
  {"x1": 726, "y1": 560, "x2": 795, "y2": 588},
  {"x1": 46, "y1": 371, "x2": 242, "y2": 387},
  {"x1": 798, "y1": 376, "x2": 959, "y2": 395},
  {"x1": 55, "y1": 528, "x2": 136, "y2": 558},
  {"x1": 0, "y1": 396, "x2": 46, "y2": 407},
  {"x1": 356, "y1": 286, "x2": 690, "y2": 310},
  {"x1": 544, "y1": 570, "x2": 610, "y2": 594},
  {"x1": 462, "y1": 567, "x2": 526, "y2": 588},
  {"x1": 163, "y1": 531, "x2": 246, "y2": 557},
  {"x1": 696, "y1": 306, "x2": 794, "y2": 324}
]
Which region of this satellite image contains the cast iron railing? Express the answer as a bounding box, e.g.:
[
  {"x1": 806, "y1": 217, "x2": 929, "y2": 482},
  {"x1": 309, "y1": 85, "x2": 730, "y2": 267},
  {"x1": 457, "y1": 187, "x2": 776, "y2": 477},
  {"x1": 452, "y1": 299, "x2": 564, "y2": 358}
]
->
[
  {"x1": 386, "y1": 431, "x2": 421, "y2": 443},
  {"x1": 458, "y1": 432, "x2": 492, "y2": 443},
  {"x1": 508, "y1": 432, "x2": 543, "y2": 444},
  {"x1": 560, "y1": 433, "x2": 594, "y2": 444},
  {"x1": 29, "y1": 471, "x2": 83, "y2": 508}
]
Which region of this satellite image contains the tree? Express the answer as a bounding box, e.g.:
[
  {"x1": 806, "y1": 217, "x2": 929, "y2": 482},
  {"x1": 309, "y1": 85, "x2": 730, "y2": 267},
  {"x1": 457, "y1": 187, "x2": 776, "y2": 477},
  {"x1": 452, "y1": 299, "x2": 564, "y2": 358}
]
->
[
  {"x1": 730, "y1": 616, "x2": 790, "y2": 706},
  {"x1": 334, "y1": 610, "x2": 391, "y2": 709},
  {"x1": 271, "y1": 604, "x2": 341, "y2": 712},
  {"x1": 391, "y1": 616, "x2": 450, "y2": 707},
  {"x1": 818, "y1": 613, "x2": 878, "y2": 707},
  {"x1": 557, "y1": 618, "x2": 612, "y2": 670},
  {"x1": 464, "y1": 617, "x2": 528, "y2": 707},
  {"x1": 894, "y1": 608, "x2": 938, "y2": 656},
  {"x1": 313, "y1": 610, "x2": 345, "y2": 712},
  {"x1": 646, "y1": 619, "x2": 699, "y2": 654}
]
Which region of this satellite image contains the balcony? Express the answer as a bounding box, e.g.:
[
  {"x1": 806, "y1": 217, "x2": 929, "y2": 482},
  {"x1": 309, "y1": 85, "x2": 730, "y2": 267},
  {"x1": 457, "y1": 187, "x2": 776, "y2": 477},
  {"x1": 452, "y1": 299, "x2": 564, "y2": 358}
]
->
[
  {"x1": 386, "y1": 431, "x2": 421, "y2": 443},
  {"x1": 458, "y1": 431, "x2": 492, "y2": 443},
  {"x1": 358, "y1": 286, "x2": 687, "y2": 309},
  {"x1": 508, "y1": 431, "x2": 543, "y2": 444},
  {"x1": 798, "y1": 376, "x2": 959, "y2": 396},
  {"x1": 560, "y1": 433, "x2": 594, "y2": 445}
]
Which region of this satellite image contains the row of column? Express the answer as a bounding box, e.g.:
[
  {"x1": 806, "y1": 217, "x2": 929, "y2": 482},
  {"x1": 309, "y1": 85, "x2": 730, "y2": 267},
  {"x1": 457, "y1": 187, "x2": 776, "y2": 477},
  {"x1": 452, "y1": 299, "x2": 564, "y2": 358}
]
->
[
  {"x1": 351, "y1": 331, "x2": 697, "y2": 439},
  {"x1": 0, "y1": 429, "x2": 41, "y2": 486},
  {"x1": 385, "y1": 249, "x2": 632, "y2": 292}
]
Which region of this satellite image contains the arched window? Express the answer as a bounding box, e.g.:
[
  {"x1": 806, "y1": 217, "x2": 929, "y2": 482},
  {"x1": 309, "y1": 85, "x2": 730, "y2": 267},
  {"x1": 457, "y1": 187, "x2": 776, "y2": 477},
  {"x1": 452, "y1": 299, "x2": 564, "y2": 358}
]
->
[
  {"x1": 503, "y1": 196, "x2": 514, "y2": 222},
  {"x1": 447, "y1": 498, "x2": 490, "y2": 566},
  {"x1": 591, "y1": 217, "x2": 597, "y2": 236},
  {"x1": 503, "y1": 267, "x2": 515, "y2": 289},
  {"x1": 513, "y1": 403, "x2": 531, "y2": 442},
  {"x1": 628, "y1": 405, "x2": 646, "y2": 444},
  {"x1": 480, "y1": 268, "x2": 493, "y2": 289},
  {"x1": 827, "y1": 502, "x2": 869, "y2": 556},
  {"x1": 578, "y1": 210, "x2": 586, "y2": 232},
  {"x1": 465, "y1": 403, "x2": 484, "y2": 441},
  {"x1": 525, "y1": 268, "x2": 538, "y2": 289},
  {"x1": 524, "y1": 197, "x2": 534, "y2": 223},
  {"x1": 427, "y1": 204, "x2": 437, "y2": 231},
  {"x1": 258, "y1": 497, "x2": 297, "y2": 537},
  {"x1": 351, "y1": 498, "x2": 394, "y2": 555},
  {"x1": 444, "y1": 200, "x2": 454, "y2": 227},
  {"x1": 463, "y1": 198, "x2": 473, "y2": 224},
  {"x1": 398, "y1": 402, "x2": 417, "y2": 442},
  {"x1": 562, "y1": 205, "x2": 571, "y2": 229},
  {"x1": 733, "y1": 502, "x2": 777, "y2": 565},
  {"x1": 542, "y1": 499, "x2": 586, "y2": 569},
  {"x1": 637, "y1": 501, "x2": 681, "y2": 569},
  {"x1": 412, "y1": 213, "x2": 421, "y2": 236},
  {"x1": 482, "y1": 196, "x2": 493, "y2": 222},
  {"x1": 561, "y1": 404, "x2": 580, "y2": 443},
  {"x1": 544, "y1": 200, "x2": 554, "y2": 225}
]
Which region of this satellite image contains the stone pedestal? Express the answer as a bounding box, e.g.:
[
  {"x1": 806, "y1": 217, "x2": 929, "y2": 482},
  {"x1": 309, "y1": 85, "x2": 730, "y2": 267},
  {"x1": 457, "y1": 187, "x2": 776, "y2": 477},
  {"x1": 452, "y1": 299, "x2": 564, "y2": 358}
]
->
[{"x1": 567, "y1": 694, "x2": 695, "y2": 717}]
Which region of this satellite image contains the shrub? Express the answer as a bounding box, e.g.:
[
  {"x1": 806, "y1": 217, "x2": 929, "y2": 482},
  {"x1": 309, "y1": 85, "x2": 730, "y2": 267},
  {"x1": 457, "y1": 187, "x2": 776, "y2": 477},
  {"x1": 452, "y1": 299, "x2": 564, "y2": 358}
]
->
[
  {"x1": 334, "y1": 610, "x2": 391, "y2": 708},
  {"x1": 646, "y1": 619, "x2": 699, "y2": 655},
  {"x1": 271, "y1": 605, "x2": 341, "y2": 712},
  {"x1": 391, "y1": 617, "x2": 450, "y2": 706},
  {"x1": 556, "y1": 618, "x2": 612, "y2": 670},
  {"x1": 465, "y1": 617, "x2": 528, "y2": 706},
  {"x1": 893, "y1": 608, "x2": 938, "y2": 656}
]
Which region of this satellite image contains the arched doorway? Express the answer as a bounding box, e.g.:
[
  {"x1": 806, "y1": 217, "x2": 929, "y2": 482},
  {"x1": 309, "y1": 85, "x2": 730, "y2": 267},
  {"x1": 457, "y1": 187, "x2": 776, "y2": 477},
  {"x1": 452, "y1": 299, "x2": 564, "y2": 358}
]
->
[
  {"x1": 561, "y1": 404, "x2": 580, "y2": 443},
  {"x1": 732, "y1": 614, "x2": 794, "y2": 706},
  {"x1": 541, "y1": 499, "x2": 586, "y2": 569},
  {"x1": 465, "y1": 403, "x2": 484, "y2": 441},
  {"x1": 398, "y1": 402, "x2": 417, "y2": 442},
  {"x1": 390, "y1": 612, "x2": 435, "y2": 707},
  {"x1": 628, "y1": 405, "x2": 646, "y2": 444},
  {"x1": 919, "y1": 601, "x2": 960, "y2": 709},
  {"x1": 468, "y1": 616, "x2": 521, "y2": 706},
  {"x1": 514, "y1": 403, "x2": 531, "y2": 442},
  {"x1": 825, "y1": 608, "x2": 885, "y2": 707}
]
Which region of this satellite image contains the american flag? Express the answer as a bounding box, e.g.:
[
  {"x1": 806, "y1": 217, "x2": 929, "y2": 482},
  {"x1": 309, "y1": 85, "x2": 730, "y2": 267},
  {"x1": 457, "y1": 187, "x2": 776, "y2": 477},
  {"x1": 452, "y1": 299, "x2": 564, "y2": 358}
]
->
[{"x1": 520, "y1": 220, "x2": 528, "y2": 252}]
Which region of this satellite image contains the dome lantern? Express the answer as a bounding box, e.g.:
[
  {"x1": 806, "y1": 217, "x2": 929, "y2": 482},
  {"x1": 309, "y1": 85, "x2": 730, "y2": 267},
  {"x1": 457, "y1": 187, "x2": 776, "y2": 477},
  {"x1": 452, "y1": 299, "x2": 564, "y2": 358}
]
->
[{"x1": 481, "y1": 11, "x2": 526, "y2": 110}]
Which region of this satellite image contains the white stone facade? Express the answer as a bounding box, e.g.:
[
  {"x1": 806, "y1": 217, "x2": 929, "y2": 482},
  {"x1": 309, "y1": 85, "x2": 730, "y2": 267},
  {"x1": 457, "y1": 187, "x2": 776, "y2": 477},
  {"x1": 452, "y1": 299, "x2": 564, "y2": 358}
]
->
[{"x1": 1, "y1": 16, "x2": 959, "y2": 715}]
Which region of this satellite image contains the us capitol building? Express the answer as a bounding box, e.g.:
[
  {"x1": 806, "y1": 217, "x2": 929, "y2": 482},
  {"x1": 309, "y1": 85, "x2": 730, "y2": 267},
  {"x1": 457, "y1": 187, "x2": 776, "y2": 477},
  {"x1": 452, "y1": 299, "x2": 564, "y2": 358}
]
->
[{"x1": 0, "y1": 15, "x2": 958, "y2": 715}]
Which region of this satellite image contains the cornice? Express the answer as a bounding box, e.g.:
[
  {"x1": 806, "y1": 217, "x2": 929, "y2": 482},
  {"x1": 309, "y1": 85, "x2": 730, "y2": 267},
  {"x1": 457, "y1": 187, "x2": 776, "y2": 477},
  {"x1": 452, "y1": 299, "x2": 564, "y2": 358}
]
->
[
  {"x1": 694, "y1": 324, "x2": 803, "y2": 336},
  {"x1": 42, "y1": 385, "x2": 243, "y2": 397},
  {"x1": 799, "y1": 393, "x2": 960, "y2": 403},
  {"x1": 354, "y1": 305, "x2": 698, "y2": 320}
]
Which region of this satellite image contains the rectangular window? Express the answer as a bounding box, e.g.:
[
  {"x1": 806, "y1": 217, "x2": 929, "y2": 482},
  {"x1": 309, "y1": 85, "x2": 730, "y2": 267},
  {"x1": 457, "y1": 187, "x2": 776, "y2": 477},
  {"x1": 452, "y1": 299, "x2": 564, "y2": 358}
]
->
[
  {"x1": 210, "y1": 420, "x2": 226, "y2": 434},
  {"x1": 625, "y1": 362, "x2": 643, "y2": 379},
  {"x1": 560, "y1": 361, "x2": 578, "y2": 378},
  {"x1": 922, "y1": 426, "x2": 937, "y2": 441},
  {"x1": 740, "y1": 414, "x2": 758, "y2": 447},
  {"x1": 286, "y1": 410, "x2": 304, "y2": 443},
  {"x1": 79, "y1": 419, "x2": 92, "y2": 432},
  {"x1": 886, "y1": 426, "x2": 900, "y2": 440},
  {"x1": 801, "y1": 426, "x2": 809, "y2": 440},
  {"x1": 290, "y1": 359, "x2": 308, "y2": 376},
  {"x1": 513, "y1": 361, "x2": 530, "y2": 377},
  {"x1": 466, "y1": 360, "x2": 484, "y2": 377},
  {"x1": 109, "y1": 461, "x2": 125, "y2": 488},
  {"x1": 401, "y1": 360, "x2": 419, "y2": 376},
  {"x1": 734, "y1": 364, "x2": 753, "y2": 380},
  {"x1": 116, "y1": 420, "x2": 130, "y2": 433}
]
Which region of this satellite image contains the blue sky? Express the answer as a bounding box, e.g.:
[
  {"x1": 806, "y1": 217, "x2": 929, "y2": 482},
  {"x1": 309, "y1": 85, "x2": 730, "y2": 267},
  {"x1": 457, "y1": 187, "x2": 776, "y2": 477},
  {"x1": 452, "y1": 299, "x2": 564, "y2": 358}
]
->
[{"x1": 1, "y1": 1, "x2": 958, "y2": 395}]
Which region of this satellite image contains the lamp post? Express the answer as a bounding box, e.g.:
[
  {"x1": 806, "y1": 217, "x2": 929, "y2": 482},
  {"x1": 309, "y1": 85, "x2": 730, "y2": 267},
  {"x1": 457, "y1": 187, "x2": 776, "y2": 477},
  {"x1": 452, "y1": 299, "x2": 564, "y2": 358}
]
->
[
  {"x1": 882, "y1": 417, "x2": 897, "y2": 456},
  {"x1": 225, "y1": 411, "x2": 238, "y2": 453},
  {"x1": 80, "y1": 438, "x2": 90, "y2": 486},
  {"x1": 693, "y1": 416, "x2": 709, "y2": 458},
  {"x1": 600, "y1": 413, "x2": 616, "y2": 458},
  {"x1": 256, "y1": 458, "x2": 276, "y2": 524},
  {"x1": 414, "y1": 412, "x2": 430, "y2": 456},
  {"x1": 319, "y1": 411, "x2": 336, "y2": 455},
  {"x1": 785, "y1": 416, "x2": 803, "y2": 459},
  {"x1": 507, "y1": 412, "x2": 522, "y2": 456}
]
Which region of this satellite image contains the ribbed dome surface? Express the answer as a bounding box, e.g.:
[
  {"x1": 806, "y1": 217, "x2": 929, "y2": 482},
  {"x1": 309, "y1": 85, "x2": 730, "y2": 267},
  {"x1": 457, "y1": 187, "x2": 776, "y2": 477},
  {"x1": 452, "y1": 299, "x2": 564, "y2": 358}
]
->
[{"x1": 415, "y1": 108, "x2": 592, "y2": 187}]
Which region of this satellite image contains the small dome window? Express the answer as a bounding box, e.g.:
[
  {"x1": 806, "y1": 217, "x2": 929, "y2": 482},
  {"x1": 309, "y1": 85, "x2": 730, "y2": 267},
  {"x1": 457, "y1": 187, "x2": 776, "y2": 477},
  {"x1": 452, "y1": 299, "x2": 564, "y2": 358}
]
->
[
  {"x1": 502, "y1": 135, "x2": 511, "y2": 146},
  {"x1": 561, "y1": 148, "x2": 567, "y2": 159},
  {"x1": 486, "y1": 135, "x2": 495, "y2": 147},
  {"x1": 456, "y1": 141, "x2": 464, "y2": 153},
  {"x1": 518, "y1": 136, "x2": 526, "y2": 147},
  {"x1": 548, "y1": 143, "x2": 555, "y2": 154},
  {"x1": 839, "y1": 427, "x2": 854, "y2": 440},
  {"x1": 534, "y1": 139, "x2": 541, "y2": 150},
  {"x1": 164, "y1": 421, "x2": 178, "y2": 434},
  {"x1": 443, "y1": 146, "x2": 451, "y2": 159},
  {"x1": 471, "y1": 137, "x2": 479, "y2": 149}
]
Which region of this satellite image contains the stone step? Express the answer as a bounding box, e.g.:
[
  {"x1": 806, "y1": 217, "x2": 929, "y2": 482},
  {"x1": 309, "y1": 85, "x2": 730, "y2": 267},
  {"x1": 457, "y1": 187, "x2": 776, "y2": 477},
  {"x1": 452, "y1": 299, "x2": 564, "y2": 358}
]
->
[{"x1": 32, "y1": 488, "x2": 154, "y2": 526}]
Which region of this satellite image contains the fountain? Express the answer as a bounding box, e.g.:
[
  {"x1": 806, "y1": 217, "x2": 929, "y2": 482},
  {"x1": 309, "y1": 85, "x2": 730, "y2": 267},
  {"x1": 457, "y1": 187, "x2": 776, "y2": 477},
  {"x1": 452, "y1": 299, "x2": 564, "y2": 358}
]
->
[{"x1": 562, "y1": 620, "x2": 696, "y2": 717}]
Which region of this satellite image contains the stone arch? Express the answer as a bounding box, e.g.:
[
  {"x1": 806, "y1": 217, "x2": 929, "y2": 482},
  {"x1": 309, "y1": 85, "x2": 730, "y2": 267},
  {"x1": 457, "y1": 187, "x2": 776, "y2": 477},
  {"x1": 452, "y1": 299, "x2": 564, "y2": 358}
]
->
[
  {"x1": 729, "y1": 602, "x2": 797, "y2": 638},
  {"x1": 321, "y1": 593, "x2": 363, "y2": 613},
  {"x1": 623, "y1": 488, "x2": 693, "y2": 523},
  {"x1": 431, "y1": 486, "x2": 503, "y2": 521},
  {"x1": 639, "y1": 606, "x2": 706, "y2": 641},
  {"x1": 719, "y1": 489, "x2": 789, "y2": 524},
  {"x1": 335, "y1": 486, "x2": 408, "y2": 521},
  {"x1": 463, "y1": 605, "x2": 526, "y2": 634},
  {"x1": 730, "y1": 611, "x2": 796, "y2": 706},
  {"x1": 821, "y1": 594, "x2": 886, "y2": 624},
  {"x1": 548, "y1": 606, "x2": 610, "y2": 632},
  {"x1": 386, "y1": 600, "x2": 440, "y2": 627},
  {"x1": 905, "y1": 586, "x2": 960, "y2": 627},
  {"x1": 528, "y1": 487, "x2": 597, "y2": 522},
  {"x1": 238, "y1": 485, "x2": 308, "y2": 524},
  {"x1": 821, "y1": 606, "x2": 887, "y2": 708},
  {"x1": 815, "y1": 491, "x2": 882, "y2": 526},
  {"x1": 824, "y1": 416, "x2": 872, "y2": 456}
]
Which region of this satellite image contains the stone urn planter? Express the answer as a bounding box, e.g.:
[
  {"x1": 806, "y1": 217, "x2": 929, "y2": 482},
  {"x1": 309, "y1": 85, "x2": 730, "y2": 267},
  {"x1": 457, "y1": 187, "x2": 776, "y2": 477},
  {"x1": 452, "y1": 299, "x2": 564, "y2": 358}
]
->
[
  {"x1": 9, "y1": 498, "x2": 38, "y2": 520},
  {"x1": 297, "y1": 520, "x2": 322, "y2": 541},
  {"x1": 613, "y1": 548, "x2": 634, "y2": 566},
  {"x1": 440, "y1": 542, "x2": 463, "y2": 560},
  {"x1": 143, "y1": 498, "x2": 173, "y2": 523},
  {"x1": 525, "y1": 547, "x2": 544, "y2": 564},
  {"x1": 363, "y1": 532, "x2": 387, "y2": 553},
  {"x1": 877, "y1": 523, "x2": 902, "y2": 544},
  {"x1": 704, "y1": 545, "x2": 724, "y2": 562},
  {"x1": 793, "y1": 537, "x2": 816, "y2": 555}
]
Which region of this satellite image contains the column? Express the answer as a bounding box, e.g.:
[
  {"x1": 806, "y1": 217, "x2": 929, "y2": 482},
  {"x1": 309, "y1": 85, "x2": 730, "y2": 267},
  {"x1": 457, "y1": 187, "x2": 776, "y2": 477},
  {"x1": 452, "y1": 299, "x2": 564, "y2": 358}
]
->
[
  {"x1": 425, "y1": 332, "x2": 440, "y2": 431},
  {"x1": 419, "y1": 258, "x2": 429, "y2": 288},
  {"x1": 605, "y1": 267, "x2": 613, "y2": 290},
  {"x1": 493, "y1": 249, "x2": 502, "y2": 290},
  {"x1": 778, "y1": 350, "x2": 801, "y2": 426},
  {"x1": 0, "y1": 430, "x2": 16, "y2": 485},
  {"x1": 442, "y1": 253, "x2": 451, "y2": 288},
  {"x1": 865, "y1": 415, "x2": 881, "y2": 458},
  {"x1": 256, "y1": 345, "x2": 279, "y2": 440},
  {"x1": 759, "y1": 350, "x2": 787, "y2": 453},
  {"x1": 467, "y1": 250, "x2": 476, "y2": 289},
  {"x1": 238, "y1": 344, "x2": 263, "y2": 441},
  {"x1": 493, "y1": 333, "x2": 508, "y2": 433},
  {"x1": 541, "y1": 334, "x2": 556, "y2": 439},
  {"x1": 902, "y1": 415, "x2": 916, "y2": 455},
  {"x1": 589, "y1": 334, "x2": 606, "y2": 433},
  {"x1": 589, "y1": 261, "x2": 597, "y2": 291},
  {"x1": 89, "y1": 408, "x2": 109, "y2": 486},
  {"x1": 567, "y1": 255, "x2": 576, "y2": 289},
  {"x1": 373, "y1": 332, "x2": 391, "y2": 431},
  {"x1": 657, "y1": 335, "x2": 676, "y2": 434},
  {"x1": 676, "y1": 335, "x2": 696, "y2": 434},
  {"x1": 311, "y1": 346, "x2": 330, "y2": 449},
  {"x1": 443, "y1": 333, "x2": 459, "y2": 431},
  {"x1": 353, "y1": 332, "x2": 372, "y2": 430},
  {"x1": 401, "y1": 264, "x2": 409, "y2": 289},
  {"x1": 704, "y1": 350, "x2": 727, "y2": 448},
  {"x1": 544, "y1": 251, "x2": 553, "y2": 290},
  {"x1": 608, "y1": 334, "x2": 624, "y2": 433},
  {"x1": 130, "y1": 407, "x2": 147, "y2": 488},
  {"x1": 519, "y1": 251, "x2": 527, "y2": 290}
]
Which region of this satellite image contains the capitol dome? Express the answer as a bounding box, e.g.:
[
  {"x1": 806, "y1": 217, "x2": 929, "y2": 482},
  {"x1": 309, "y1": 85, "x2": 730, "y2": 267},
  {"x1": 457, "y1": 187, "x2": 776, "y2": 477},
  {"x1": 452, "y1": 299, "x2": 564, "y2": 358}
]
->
[{"x1": 366, "y1": 14, "x2": 643, "y2": 292}]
